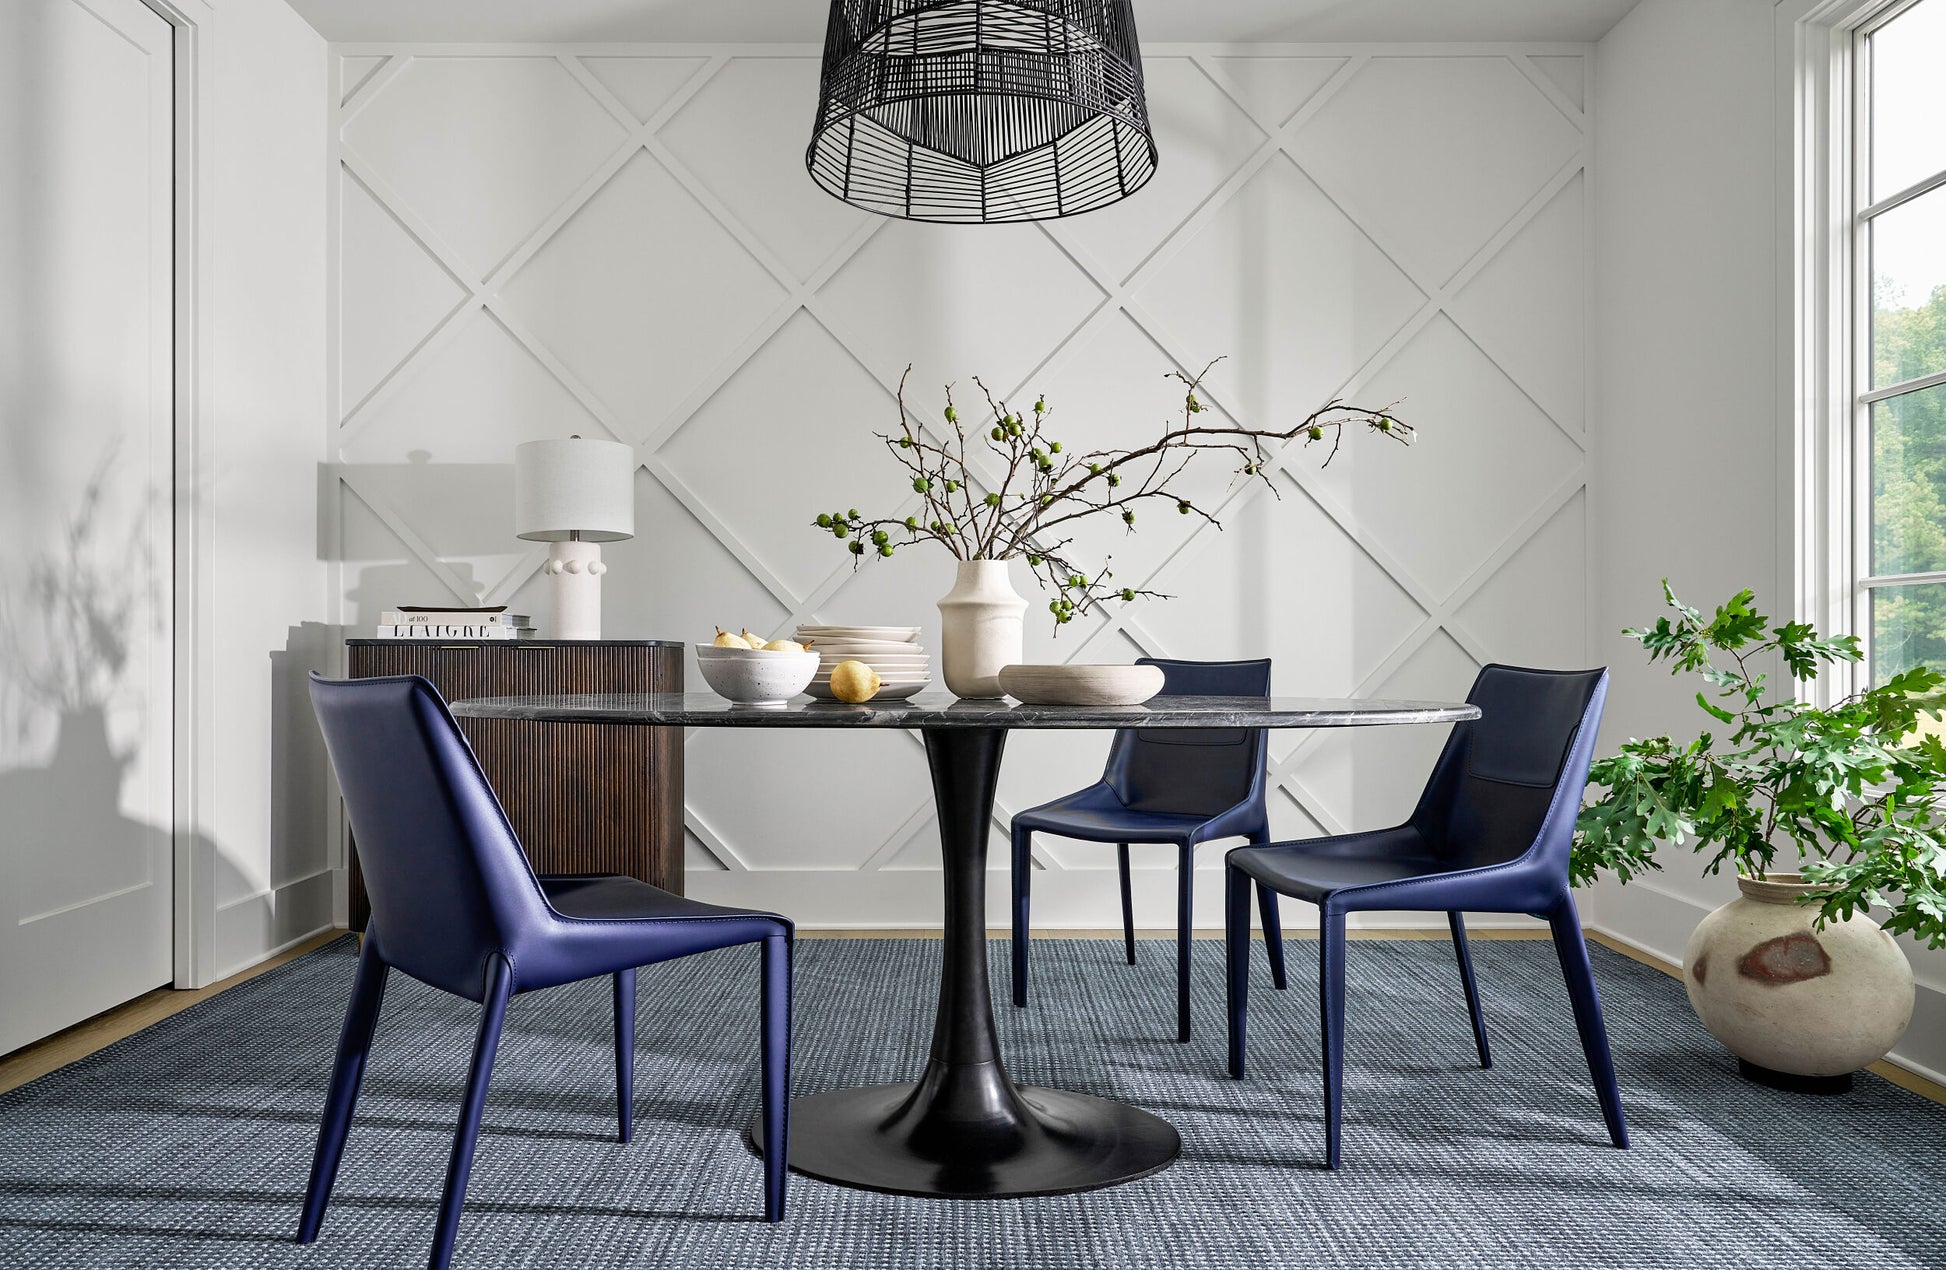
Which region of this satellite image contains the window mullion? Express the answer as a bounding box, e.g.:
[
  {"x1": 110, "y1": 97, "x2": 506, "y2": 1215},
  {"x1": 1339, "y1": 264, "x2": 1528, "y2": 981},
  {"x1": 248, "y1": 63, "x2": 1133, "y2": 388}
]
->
[
  {"x1": 1856, "y1": 161, "x2": 1946, "y2": 220},
  {"x1": 1863, "y1": 569, "x2": 1946, "y2": 587},
  {"x1": 1850, "y1": 16, "x2": 1875, "y2": 696},
  {"x1": 1861, "y1": 365, "x2": 1946, "y2": 404}
]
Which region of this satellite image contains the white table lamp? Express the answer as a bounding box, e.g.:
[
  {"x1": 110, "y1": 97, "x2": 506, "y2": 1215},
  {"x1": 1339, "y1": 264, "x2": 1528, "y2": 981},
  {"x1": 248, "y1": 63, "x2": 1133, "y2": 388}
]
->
[{"x1": 514, "y1": 437, "x2": 635, "y2": 640}]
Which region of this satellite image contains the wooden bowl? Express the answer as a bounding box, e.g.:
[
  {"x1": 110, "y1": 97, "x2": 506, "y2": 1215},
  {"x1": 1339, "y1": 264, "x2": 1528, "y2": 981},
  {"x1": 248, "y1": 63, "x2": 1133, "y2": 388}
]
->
[{"x1": 997, "y1": 663, "x2": 1165, "y2": 706}]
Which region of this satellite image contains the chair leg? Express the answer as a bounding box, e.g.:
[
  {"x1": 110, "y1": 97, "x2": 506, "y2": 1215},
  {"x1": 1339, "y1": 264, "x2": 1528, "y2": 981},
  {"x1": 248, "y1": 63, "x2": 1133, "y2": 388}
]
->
[
  {"x1": 1320, "y1": 907, "x2": 1347, "y2": 1170},
  {"x1": 1257, "y1": 886, "x2": 1288, "y2": 991},
  {"x1": 1011, "y1": 824, "x2": 1032, "y2": 1008},
  {"x1": 297, "y1": 935, "x2": 390, "y2": 1243},
  {"x1": 1117, "y1": 843, "x2": 1136, "y2": 965},
  {"x1": 1447, "y1": 912, "x2": 1492, "y2": 1069},
  {"x1": 1248, "y1": 830, "x2": 1287, "y2": 991},
  {"x1": 1549, "y1": 903, "x2": 1629, "y2": 1149},
  {"x1": 428, "y1": 954, "x2": 513, "y2": 1270},
  {"x1": 1175, "y1": 843, "x2": 1195, "y2": 1043},
  {"x1": 613, "y1": 969, "x2": 635, "y2": 1144},
  {"x1": 1225, "y1": 865, "x2": 1252, "y2": 1079},
  {"x1": 759, "y1": 933, "x2": 792, "y2": 1223}
]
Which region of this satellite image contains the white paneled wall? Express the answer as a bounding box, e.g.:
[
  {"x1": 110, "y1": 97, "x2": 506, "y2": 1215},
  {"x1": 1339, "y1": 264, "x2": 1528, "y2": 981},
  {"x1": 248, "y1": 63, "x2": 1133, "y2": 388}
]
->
[{"x1": 330, "y1": 43, "x2": 1595, "y2": 929}]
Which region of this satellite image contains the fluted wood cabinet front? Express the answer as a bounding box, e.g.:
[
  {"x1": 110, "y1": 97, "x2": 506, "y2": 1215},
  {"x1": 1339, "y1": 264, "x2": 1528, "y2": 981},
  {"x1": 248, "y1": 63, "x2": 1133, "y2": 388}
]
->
[{"x1": 343, "y1": 639, "x2": 683, "y2": 931}]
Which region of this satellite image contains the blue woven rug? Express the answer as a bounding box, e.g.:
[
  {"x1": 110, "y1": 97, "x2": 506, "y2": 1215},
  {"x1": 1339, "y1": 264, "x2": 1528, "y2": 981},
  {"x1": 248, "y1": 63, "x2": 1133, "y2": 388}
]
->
[{"x1": 1, "y1": 935, "x2": 1941, "y2": 1268}]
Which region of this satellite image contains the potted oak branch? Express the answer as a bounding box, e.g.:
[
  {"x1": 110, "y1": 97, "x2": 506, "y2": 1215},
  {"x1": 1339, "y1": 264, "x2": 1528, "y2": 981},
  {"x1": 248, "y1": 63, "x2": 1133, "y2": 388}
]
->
[
  {"x1": 1572, "y1": 584, "x2": 1946, "y2": 1090},
  {"x1": 811, "y1": 360, "x2": 1411, "y2": 697}
]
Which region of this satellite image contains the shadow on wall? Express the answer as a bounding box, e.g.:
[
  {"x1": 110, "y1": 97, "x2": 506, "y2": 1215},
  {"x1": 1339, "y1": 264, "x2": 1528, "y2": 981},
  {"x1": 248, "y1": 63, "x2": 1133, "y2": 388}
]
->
[
  {"x1": 0, "y1": 450, "x2": 161, "y2": 738},
  {"x1": 0, "y1": 454, "x2": 167, "y2": 918},
  {"x1": 271, "y1": 622, "x2": 333, "y2": 873},
  {"x1": 137, "y1": 622, "x2": 337, "y2": 979},
  {"x1": 327, "y1": 457, "x2": 525, "y2": 625},
  {"x1": 0, "y1": 704, "x2": 175, "y2": 925},
  {"x1": 264, "y1": 621, "x2": 335, "y2": 910},
  {"x1": 0, "y1": 459, "x2": 339, "y2": 973}
]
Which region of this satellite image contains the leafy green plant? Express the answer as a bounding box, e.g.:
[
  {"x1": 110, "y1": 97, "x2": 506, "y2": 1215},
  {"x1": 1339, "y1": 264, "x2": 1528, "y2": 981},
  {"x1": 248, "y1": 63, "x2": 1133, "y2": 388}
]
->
[
  {"x1": 1572, "y1": 583, "x2": 1946, "y2": 948},
  {"x1": 811, "y1": 359, "x2": 1411, "y2": 632}
]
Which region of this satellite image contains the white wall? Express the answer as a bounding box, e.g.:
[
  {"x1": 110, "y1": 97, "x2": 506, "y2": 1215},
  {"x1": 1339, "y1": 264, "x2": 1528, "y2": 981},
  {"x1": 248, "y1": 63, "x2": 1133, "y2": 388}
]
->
[
  {"x1": 1591, "y1": 0, "x2": 1944, "y2": 1081},
  {"x1": 184, "y1": 0, "x2": 333, "y2": 982},
  {"x1": 328, "y1": 42, "x2": 1597, "y2": 932}
]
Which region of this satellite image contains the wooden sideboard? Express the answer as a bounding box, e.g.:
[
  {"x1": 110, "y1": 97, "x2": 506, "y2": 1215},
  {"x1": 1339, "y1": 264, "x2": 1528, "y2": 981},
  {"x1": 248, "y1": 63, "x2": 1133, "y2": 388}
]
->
[{"x1": 343, "y1": 639, "x2": 684, "y2": 931}]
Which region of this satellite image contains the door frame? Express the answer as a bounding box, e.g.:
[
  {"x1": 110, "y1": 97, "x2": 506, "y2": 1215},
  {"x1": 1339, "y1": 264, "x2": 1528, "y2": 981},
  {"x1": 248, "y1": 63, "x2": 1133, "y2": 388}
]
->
[{"x1": 142, "y1": 0, "x2": 215, "y2": 989}]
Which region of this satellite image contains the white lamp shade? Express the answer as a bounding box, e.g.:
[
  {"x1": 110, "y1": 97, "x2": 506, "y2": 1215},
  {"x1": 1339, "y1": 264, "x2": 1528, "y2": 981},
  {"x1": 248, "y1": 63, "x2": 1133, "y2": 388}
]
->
[{"x1": 513, "y1": 437, "x2": 635, "y2": 542}]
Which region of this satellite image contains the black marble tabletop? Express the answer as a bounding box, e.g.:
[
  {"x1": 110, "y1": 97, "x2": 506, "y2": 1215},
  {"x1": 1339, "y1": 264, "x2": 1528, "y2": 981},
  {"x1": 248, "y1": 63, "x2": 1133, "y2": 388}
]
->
[{"x1": 447, "y1": 692, "x2": 1481, "y2": 730}]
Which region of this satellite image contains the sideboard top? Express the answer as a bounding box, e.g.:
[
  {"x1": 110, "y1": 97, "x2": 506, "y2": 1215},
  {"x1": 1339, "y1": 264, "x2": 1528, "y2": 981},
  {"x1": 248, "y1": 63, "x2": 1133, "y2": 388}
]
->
[{"x1": 347, "y1": 639, "x2": 685, "y2": 648}]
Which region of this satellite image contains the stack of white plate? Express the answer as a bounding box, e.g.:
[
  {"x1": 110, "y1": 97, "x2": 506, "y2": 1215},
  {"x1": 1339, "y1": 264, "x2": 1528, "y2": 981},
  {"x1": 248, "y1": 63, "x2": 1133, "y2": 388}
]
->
[{"x1": 795, "y1": 625, "x2": 930, "y2": 700}]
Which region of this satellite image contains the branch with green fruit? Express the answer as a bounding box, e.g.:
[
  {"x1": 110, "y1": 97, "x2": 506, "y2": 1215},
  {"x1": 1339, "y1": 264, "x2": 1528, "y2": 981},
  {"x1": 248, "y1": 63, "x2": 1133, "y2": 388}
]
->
[{"x1": 811, "y1": 359, "x2": 1411, "y2": 632}]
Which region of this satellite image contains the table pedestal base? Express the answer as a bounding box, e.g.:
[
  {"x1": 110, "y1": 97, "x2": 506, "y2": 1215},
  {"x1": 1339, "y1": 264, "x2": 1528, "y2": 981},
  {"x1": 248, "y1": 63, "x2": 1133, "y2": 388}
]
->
[
  {"x1": 747, "y1": 726, "x2": 1181, "y2": 1198},
  {"x1": 745, "y1": 1072, "x2": 1179, "y2": 1198}
]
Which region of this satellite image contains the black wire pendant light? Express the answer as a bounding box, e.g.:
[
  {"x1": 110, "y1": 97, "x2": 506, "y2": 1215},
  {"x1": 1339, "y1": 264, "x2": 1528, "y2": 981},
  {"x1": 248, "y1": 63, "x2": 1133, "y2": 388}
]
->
[{"x1": 807, "y1": 0, "x2": 1158, "y2": 223}]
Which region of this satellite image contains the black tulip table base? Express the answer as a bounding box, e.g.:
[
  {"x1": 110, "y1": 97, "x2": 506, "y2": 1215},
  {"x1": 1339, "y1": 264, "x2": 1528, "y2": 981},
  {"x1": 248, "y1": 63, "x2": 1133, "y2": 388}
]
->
[
  {"x1": 745, "y1": 725, "x2": 1182, "y2": 1198},
  {"x1": 743, "y1": 1069, "x2": 1181, "y2": 1198},
  {"x1": 745, "y1": 1055, "x2": 1181, "y2": 1198}
]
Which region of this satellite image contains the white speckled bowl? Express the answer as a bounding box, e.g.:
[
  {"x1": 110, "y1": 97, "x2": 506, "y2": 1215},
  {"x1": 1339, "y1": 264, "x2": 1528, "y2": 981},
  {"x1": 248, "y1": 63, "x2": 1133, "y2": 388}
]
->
[{"x1": 694, "y1": 647, "x2": 819, "y2": 706}]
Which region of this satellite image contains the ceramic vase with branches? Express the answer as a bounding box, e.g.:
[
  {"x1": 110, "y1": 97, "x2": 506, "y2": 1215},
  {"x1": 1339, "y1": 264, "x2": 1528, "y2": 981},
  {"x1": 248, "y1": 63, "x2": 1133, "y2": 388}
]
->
[{"x1": 808, "y1": 359, "x2": 1413, "y2": 697}]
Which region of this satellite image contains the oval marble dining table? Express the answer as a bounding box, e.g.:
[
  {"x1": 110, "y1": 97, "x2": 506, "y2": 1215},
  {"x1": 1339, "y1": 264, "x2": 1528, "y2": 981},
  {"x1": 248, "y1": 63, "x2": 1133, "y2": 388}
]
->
[{"x1": 448, "y1": 691, "x2": 1481, "y2": 1200}]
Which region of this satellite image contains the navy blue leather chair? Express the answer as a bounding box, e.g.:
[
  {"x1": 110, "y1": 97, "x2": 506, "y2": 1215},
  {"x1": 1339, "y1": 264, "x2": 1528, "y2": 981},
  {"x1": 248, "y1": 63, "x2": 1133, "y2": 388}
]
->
[
  {"x1": 1011, "y1": 657, "x2": 1287, "y2": 1042},
  {"x1": 300, "y1": 674, "x2": 792, "y2": 1270},
  {"x1": 1224, "y1": 664, "x2": 1625, "y2": 1168}
]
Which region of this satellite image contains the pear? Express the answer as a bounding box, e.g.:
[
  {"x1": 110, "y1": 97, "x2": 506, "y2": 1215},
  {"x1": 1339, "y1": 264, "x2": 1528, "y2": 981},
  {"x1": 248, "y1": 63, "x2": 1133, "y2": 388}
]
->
[
  {"x1": 828, "y1": 660, "x2": 883, "y2": 703},
  {"x1": 763, "y1": 638, "x2": 806, "y2": 653},
  {"x1": 712, "y1": 627, "x2": 752, "y2": 649},
  {"x1": 740, "y1": 629, "x2": 765, "y2": 649}
]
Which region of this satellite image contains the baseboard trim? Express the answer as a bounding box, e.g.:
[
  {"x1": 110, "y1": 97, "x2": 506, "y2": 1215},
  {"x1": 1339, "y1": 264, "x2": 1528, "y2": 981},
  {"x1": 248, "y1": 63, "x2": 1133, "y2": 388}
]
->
[
  {"x1": 214, "y1": 921, "x2": 340, "y2": 983},
  {"x1": 211, "y1": 871, "x2": 336, "y2": 984}
]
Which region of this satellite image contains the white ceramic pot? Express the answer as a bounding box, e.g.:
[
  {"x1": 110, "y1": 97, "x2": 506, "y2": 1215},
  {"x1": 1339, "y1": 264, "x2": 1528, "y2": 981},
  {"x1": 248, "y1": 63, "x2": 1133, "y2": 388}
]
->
[
  {"x1": 937, "y1": 559, "x2": 1026, "y2": 699},
  {"x1": 1683, "y1": 872, "x2": 1914, "y2": 1080}
]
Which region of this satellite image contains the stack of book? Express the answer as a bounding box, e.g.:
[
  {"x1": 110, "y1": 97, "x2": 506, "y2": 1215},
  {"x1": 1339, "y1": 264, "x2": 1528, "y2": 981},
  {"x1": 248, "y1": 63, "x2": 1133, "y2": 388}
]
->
[{"x1": 377, "y1": 608, "x2": 537, "y2": 640}]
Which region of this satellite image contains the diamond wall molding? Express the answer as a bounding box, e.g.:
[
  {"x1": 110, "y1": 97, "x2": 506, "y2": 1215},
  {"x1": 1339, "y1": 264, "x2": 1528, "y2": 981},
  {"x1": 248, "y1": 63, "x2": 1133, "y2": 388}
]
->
[{"x1": 329, "y1": 43, "x2": 1595, "y2": 926}]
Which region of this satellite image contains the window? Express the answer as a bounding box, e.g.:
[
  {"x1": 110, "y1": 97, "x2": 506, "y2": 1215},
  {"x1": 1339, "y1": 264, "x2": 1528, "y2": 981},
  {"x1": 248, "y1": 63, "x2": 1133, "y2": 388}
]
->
[{"x1": 1855, "y1": 0, "x2": 1946, "y2": 685}]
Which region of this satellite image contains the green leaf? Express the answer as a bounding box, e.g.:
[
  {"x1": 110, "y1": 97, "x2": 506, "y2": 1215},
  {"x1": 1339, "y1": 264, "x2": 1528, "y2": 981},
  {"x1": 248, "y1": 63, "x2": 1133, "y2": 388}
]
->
[
  {"x1": 1704, "y1": 589, "x2": 1767, "y2": 650},
  {"x1": 1696, "y1": 691, "x2": 1736, "y2": 724}
]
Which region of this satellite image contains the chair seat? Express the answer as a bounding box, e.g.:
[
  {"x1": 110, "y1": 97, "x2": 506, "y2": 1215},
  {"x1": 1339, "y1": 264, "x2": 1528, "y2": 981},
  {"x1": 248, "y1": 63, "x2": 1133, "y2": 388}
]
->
[
  {"x1": 540, "y1": 873, "x2": 776, "y2": 924},
  {"x1": 1014, "y1": 785, "x2": 1225, "y2": 844},
  {"x1": 518, "y1": 874, "x2": 789, "y2": 992},
  {"x1": 1228, "y1": 828, "x2": 1447, "y2": 904}
]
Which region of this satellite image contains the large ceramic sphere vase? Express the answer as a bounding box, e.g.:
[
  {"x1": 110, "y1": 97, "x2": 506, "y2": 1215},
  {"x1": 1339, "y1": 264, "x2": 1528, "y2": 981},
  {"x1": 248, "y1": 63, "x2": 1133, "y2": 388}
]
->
[
  {"x1": 937, "y1": 559, "x2": 1026, "y2": 699},
  {"x1": 1683, "y1": 873, "x2": 1914, "y2": 1092}
]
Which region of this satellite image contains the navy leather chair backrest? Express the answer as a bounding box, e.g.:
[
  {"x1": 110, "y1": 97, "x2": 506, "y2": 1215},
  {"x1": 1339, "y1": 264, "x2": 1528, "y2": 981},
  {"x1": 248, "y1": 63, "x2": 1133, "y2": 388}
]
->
[
  {"x1": 1411, "y1": 665, "x2": 1608, "y2": 872},
  {"x1": 1103, "y1": 658, "x2": 1271, "y2": 817},
  {"x1": 310, "y1": 673, "x2": 554, "y2": 999}
]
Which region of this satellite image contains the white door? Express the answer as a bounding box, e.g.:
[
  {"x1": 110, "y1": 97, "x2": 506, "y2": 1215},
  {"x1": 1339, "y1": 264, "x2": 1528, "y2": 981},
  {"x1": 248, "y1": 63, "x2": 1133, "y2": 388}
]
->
[{"x1": 0, "y1": 0, "x2": 176, "y2": 1054}]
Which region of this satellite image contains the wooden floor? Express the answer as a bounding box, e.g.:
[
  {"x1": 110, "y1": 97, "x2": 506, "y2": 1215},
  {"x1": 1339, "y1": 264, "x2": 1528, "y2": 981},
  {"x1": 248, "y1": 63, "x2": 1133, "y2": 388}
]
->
[{"x1": 3, "y1": 927, "x2": 1939, "y2": 1106}]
